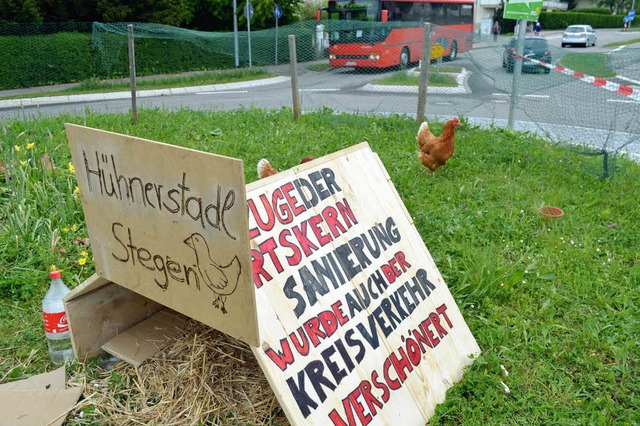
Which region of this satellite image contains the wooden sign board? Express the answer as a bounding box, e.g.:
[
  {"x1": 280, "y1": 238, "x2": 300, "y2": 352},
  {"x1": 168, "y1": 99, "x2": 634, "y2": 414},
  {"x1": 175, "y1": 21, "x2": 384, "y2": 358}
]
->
[
  {"x1": 65, "y1": 124, "x2": 259, "y2": 347},
  {"x1": 247, "y1": 143, "x2": 480, "y2": 425}
]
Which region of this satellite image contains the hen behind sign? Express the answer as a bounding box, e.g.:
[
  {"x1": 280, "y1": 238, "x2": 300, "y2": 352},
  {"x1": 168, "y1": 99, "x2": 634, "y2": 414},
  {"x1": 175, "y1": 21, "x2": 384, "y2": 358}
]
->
[{"x1": 247, "y1": 142, "x2": 480, "y2": 425}]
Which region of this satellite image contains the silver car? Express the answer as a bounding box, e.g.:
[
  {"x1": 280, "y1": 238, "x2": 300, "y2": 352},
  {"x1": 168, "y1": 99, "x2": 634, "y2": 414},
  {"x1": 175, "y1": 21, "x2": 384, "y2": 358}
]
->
[{"x1": 561, "y1": 25, "x2": 597, "y2": 48}]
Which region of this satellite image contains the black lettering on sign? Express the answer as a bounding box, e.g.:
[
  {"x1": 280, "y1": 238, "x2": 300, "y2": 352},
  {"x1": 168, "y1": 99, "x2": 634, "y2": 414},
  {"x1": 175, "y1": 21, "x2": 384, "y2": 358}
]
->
[{"x1": 81, "y1": 150, "x2": 237, "y2": 238}]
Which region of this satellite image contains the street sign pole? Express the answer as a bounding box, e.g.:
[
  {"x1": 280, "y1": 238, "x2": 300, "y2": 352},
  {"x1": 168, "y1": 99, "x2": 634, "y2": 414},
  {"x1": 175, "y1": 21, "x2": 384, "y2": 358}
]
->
[
  {"x1": 233, "y1": 0, "x2": 239, "y2": 67},
  {"x1": 274, "y1": 4, "x2": 283, "y2": 65},
  {"x1": 245, "y1": 2, "x2": 254, "y2": 68}
]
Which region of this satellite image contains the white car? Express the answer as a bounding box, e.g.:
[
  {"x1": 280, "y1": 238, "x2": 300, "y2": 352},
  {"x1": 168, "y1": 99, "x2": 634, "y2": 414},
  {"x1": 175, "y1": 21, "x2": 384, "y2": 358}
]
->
[{"x1": 561, "y1": 25, "x2": 597, "y2": 48}]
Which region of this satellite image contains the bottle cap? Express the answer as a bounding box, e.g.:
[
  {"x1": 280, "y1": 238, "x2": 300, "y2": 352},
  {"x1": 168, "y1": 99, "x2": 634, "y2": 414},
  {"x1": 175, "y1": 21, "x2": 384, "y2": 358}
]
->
[{"x1": 49, "y1": 270, "x2": 61, "y2": 279}]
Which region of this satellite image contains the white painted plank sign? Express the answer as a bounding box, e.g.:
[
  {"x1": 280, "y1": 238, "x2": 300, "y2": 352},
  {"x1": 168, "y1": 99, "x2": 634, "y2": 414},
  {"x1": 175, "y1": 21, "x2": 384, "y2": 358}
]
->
[
  {"x1": 246, "y1": 142, "x2": 480, "y2": 425},
  {"x1": 65, "y1": 124, "x2": 259, "y2": 347}
]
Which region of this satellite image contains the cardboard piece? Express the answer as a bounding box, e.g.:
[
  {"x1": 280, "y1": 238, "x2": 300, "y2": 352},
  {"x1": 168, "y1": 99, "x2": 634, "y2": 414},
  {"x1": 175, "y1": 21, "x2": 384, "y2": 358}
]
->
[
  {"x1": 102, "y1": 309, "x2": 188, "y2": 367},
  {"x1": 65, "y1": 124, "x2": 258, "y2": 347},
  {"x1": 246, "y1": 143, "x2": 481, "y2": 425},
  {"x1": 0, "y1": 367, "x2": 83, "y2": 426},
  {"x1": 63, "y1": 274, "x2": 163, "y2": 359},
  {"x1": 0, "y1": 366, "x2": 65, "y2": 391}
]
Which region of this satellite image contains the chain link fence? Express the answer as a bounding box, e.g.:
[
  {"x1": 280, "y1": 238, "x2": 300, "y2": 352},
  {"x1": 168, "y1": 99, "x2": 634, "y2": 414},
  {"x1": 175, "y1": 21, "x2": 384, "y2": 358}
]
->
[{"x1": 2, "y1": 21, "x2": 639, "y2": 160}]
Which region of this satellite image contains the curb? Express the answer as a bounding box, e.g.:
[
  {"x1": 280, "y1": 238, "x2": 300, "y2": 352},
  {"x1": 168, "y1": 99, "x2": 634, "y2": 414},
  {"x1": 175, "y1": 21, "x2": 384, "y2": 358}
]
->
[
  {"x1": 360, "y1": 68, "x2": 471, "y2": 94},
  {"x1": 0, "y1": 76, "x2": 291, "y2": 110}
]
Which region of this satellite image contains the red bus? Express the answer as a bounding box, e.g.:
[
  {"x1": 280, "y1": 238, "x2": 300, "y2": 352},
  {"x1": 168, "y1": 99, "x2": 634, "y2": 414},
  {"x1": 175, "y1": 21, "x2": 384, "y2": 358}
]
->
[{"x1": 321, "y1": 0, "x2": 474, "y2": 69}]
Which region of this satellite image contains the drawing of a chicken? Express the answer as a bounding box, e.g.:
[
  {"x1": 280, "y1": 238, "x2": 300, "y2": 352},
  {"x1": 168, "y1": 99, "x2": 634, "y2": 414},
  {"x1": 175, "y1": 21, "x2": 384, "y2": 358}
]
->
[
  {"x1": 417, "y1": 117, "x2": 461, "y2": 171},
  {"x1": 257, "y1": 156, "x2": 315, "y2": 179},
  {"x1": 183, "y1": 233, "x2": 241, "y2": 314}
]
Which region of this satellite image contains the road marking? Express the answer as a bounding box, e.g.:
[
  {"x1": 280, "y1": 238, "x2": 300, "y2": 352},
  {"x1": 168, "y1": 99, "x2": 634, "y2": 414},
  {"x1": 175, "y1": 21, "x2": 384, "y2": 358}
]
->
[
  {"x1": 300, "y1": 88, "x2": 341, "y2": 92},
  {"x1": 607, "y1": 99, "x2": 640, "y2": 104},
  {"x1": 617, "y1": 75, "x2": 640, "y2": 85},
  {"x1": 196, "y1": 90, "x2": 248, "y2": 95},
  {"x1": 492, "y1": 93, "x2": 549, "y2": 99}
]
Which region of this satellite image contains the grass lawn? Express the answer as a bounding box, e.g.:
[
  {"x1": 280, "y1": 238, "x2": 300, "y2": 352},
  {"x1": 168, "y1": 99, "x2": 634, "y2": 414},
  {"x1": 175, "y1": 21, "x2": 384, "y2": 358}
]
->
[
  {"x1": 1, "y1": 108, "x2": 639, "y2": 424},
  {"x1": 374, "y1": 68, "x2": 461, "y2": 87},
  {"x1": 559, "y1": 52, "x2": 616, "y2": 78},
  {"x1": 605, "y1": 37, "x2": 640, "y2": 47}
]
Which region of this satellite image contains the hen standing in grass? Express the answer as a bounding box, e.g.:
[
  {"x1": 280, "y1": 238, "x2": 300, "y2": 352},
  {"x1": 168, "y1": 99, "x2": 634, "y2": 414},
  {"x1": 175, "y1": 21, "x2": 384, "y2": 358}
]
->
[{"x1": 417, "y1": 117, "x2": 461, "y2": 171}]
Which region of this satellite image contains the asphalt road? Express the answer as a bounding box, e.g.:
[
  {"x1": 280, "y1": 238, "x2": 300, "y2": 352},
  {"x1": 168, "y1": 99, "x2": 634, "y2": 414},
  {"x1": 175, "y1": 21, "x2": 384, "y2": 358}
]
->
[{"x1": 1, "y1": 29, "x2": 638, "y2": 159}]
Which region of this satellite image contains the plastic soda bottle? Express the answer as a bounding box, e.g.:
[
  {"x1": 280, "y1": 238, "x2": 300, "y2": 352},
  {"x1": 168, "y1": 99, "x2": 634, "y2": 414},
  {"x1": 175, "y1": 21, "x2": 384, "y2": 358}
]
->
[{"x1": 42, "y1": 269, "x2": 75, "y2": 365}]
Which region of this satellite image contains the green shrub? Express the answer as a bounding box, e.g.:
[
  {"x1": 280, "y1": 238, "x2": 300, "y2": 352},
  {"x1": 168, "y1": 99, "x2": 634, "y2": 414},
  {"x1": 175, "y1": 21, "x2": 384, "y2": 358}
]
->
[
  {"x1": 540, "y1": 11, "x2": 627, "y2": 30},
  {"x1": 0, "y1": 32, "x2": 97, "y2": 90},
  {"x1": 574, "y1": 8, "x2": 615, "y2": 15}
]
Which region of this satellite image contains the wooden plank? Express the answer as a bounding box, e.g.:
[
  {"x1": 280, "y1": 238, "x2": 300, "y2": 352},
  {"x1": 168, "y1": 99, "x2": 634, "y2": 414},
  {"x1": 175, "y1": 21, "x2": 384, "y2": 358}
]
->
[
  {"x1": 246, "y1": 143, "x2": 480, "y2": 425},
  {"x1": 65, "y1": 124, "x2": 259, "y2": 346},
  {"x1": 63, "y1": 275, "x2": 162, "y2": 359}
]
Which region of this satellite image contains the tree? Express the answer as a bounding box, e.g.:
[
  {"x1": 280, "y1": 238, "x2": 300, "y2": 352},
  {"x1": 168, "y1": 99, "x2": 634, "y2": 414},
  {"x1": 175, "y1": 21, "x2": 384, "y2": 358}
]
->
[
  {"x1": 596, "y1": 0, "x2": 631, "y2": 14},
  {"x1": 188, "y1": 0, "x2": 302, "y2": 31},
  {"x1": 0, "y1": 0, "x2": 43, "y2": 23}
]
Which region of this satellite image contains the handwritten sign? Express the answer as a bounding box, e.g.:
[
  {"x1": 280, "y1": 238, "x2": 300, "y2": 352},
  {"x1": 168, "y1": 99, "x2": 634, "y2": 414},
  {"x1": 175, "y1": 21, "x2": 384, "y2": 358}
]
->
[
  {"x1": 65, "y1": 124, "x2": 259, "y2": 346},
  {"x1": 247, "y1": 143, "x2": 480, "y2": 425}
]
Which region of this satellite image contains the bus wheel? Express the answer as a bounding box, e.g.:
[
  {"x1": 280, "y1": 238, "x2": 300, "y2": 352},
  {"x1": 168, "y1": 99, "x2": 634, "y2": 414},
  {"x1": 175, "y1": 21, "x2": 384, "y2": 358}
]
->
[
  {"x1": 444, "y1": 41, "x2": 458, "y2": 62},
  {"x1": 399, "y1": 48, "x2": 410, "y2": 69}
]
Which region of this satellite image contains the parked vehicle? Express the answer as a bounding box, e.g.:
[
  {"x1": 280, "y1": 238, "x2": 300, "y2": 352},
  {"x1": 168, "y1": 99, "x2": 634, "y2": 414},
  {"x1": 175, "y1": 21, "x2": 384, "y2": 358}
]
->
[
  {"x1": 502, "y1": 36, "x2": 552, "y2": 74},
  {"x1": 561, "y1": 25, "x2": 597, "y2": 48}
]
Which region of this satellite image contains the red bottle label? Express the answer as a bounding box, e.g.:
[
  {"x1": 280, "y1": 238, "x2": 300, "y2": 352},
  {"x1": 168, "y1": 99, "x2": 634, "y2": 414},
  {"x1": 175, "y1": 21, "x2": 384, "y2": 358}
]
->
[{"x1": 43, "y1": 311, "x2": 69, "y2": 334}]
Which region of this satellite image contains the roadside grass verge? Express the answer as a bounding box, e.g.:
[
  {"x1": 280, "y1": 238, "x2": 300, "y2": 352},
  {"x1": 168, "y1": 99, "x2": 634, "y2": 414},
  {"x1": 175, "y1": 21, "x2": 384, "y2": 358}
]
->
[
  {"x1": 605, "y1": 37, "x2": 640, "y2": 47},
  {"x1": 374, "y1": 68, "x2": 460, "y2": 86},
  {"x1": 559, "y1": 52, "x2": 616, "y2": 77},
  {"x1": 0, "y1": 68, "x2": 273, "y2": 100},
  {"x1": 1, "y1": 108, "x2": 639, "y2": 424}
]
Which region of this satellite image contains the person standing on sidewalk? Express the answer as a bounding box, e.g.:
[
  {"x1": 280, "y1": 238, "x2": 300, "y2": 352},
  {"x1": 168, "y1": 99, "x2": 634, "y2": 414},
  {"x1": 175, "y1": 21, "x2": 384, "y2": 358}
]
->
[
  {"x1": 534, "y1": 21, "x2": 542, "y2": 36},
  {"x1": 492, "y1": 20, "x2": 501, "y2": 42}
]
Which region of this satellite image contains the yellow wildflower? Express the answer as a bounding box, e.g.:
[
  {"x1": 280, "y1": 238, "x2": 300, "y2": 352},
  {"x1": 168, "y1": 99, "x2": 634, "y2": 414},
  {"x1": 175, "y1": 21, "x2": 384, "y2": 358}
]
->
[
  {"x1": 50, "y1": 265, "x2": 57, "y2": 271},
  {"x1": 20, "y1": 160, "x2": 27, "y2": 167},
  {"x1": 81, "y1": 251, "x2": 88, "y2": 257},
  {"x1": 71, "y1": 224, "x2": 78, "y2": 232},
  {"x1": 73, "y1": 186, "x2": 81, "y2": 195},
  {"x1": 78, "y1": 257, "x2": 87, "y2": 266},
  {"x1": 26, "y1": 142, "x2": 35, "y2": 150},
  {"x1": 68, "y1": 162, "x2": 75, "y2": 174},
  {"x1": 62, "y1": 227, "x2": 69, "y2": 233},
  {"x1": 14, "y1": 145, "x2": 21, "y2": 152}
]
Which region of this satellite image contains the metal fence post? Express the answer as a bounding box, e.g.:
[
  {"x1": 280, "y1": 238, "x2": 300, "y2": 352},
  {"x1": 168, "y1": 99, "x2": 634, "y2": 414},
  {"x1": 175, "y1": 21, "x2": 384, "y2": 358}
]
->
[
  {"x1": 508, "y1": 19, "x2": 527, "y2": 129},
  {"x1": 288, "y1": 35, "x2": 301, "y2": 120},
  {"x1": 127, "y1": 24, "x2": 137, "y2": 124},
  {"x1": 416, "y1": 23, "x2": 433, "y2": 123}
]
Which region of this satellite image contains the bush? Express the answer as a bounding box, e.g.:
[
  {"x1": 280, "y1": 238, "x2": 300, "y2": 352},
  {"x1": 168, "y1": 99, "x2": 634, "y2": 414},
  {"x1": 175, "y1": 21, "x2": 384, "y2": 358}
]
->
[
  {"x1": 540, "y1": 11, "x2": 626, "y2": 30},
  {"x1": 574, "y1": 8, "x2": 615, "y2": 15},
  {"x1": 0, "y1": 32, "x2": 97, "y2": 89}
]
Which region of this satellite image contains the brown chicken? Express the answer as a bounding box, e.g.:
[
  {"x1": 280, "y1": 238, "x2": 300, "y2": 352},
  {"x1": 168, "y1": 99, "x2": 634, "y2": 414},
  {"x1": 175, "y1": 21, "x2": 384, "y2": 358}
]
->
[
  {"x1": 257, "y1": 156, "x2": 315, "y2": 179},
  {"x1": 417, "y1": 117, "x2": 461, "y2": 171}
]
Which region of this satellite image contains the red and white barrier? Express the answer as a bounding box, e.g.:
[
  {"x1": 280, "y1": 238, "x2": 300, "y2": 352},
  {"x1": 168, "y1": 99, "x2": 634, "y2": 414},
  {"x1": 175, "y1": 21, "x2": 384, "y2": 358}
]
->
[{"x1": 512, "y1": 54, "x2": 640, "y2": 102}]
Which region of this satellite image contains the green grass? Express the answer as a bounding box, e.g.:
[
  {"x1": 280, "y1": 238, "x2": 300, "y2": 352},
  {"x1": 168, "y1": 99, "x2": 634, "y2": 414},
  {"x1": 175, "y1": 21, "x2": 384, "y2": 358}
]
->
[
  {"x1": 0, "y1": 68, "x2": 273, "y2": 100},
  {"x1": 308, "y1": 63, "x2": 332, "y2": 71},
  {"x1": 605, "y1": 37, "x2": 640, "y2": 47},
  {"x1": 559, "y1": 52, "x2": 616, "y2": 77},
  {"x1": 374, "y1": 69, "x2": 459, "y2": 86},
  {"x1": 1, "y1": 108, "x2": 640, "y2": 424}
]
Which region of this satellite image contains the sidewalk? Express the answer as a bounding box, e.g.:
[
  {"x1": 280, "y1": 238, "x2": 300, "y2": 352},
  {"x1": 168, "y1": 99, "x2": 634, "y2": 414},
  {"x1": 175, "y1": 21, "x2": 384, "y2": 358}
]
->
[{"x1": 0, "y1": 76, "x2": 290, "y2": 110}]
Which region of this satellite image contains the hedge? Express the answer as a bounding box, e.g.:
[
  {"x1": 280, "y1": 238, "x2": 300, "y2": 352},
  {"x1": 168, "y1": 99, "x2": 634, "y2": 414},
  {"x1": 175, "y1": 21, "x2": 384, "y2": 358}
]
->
[{"x1": 539, "y1": 11, "x2": 627, "y2": 30}]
